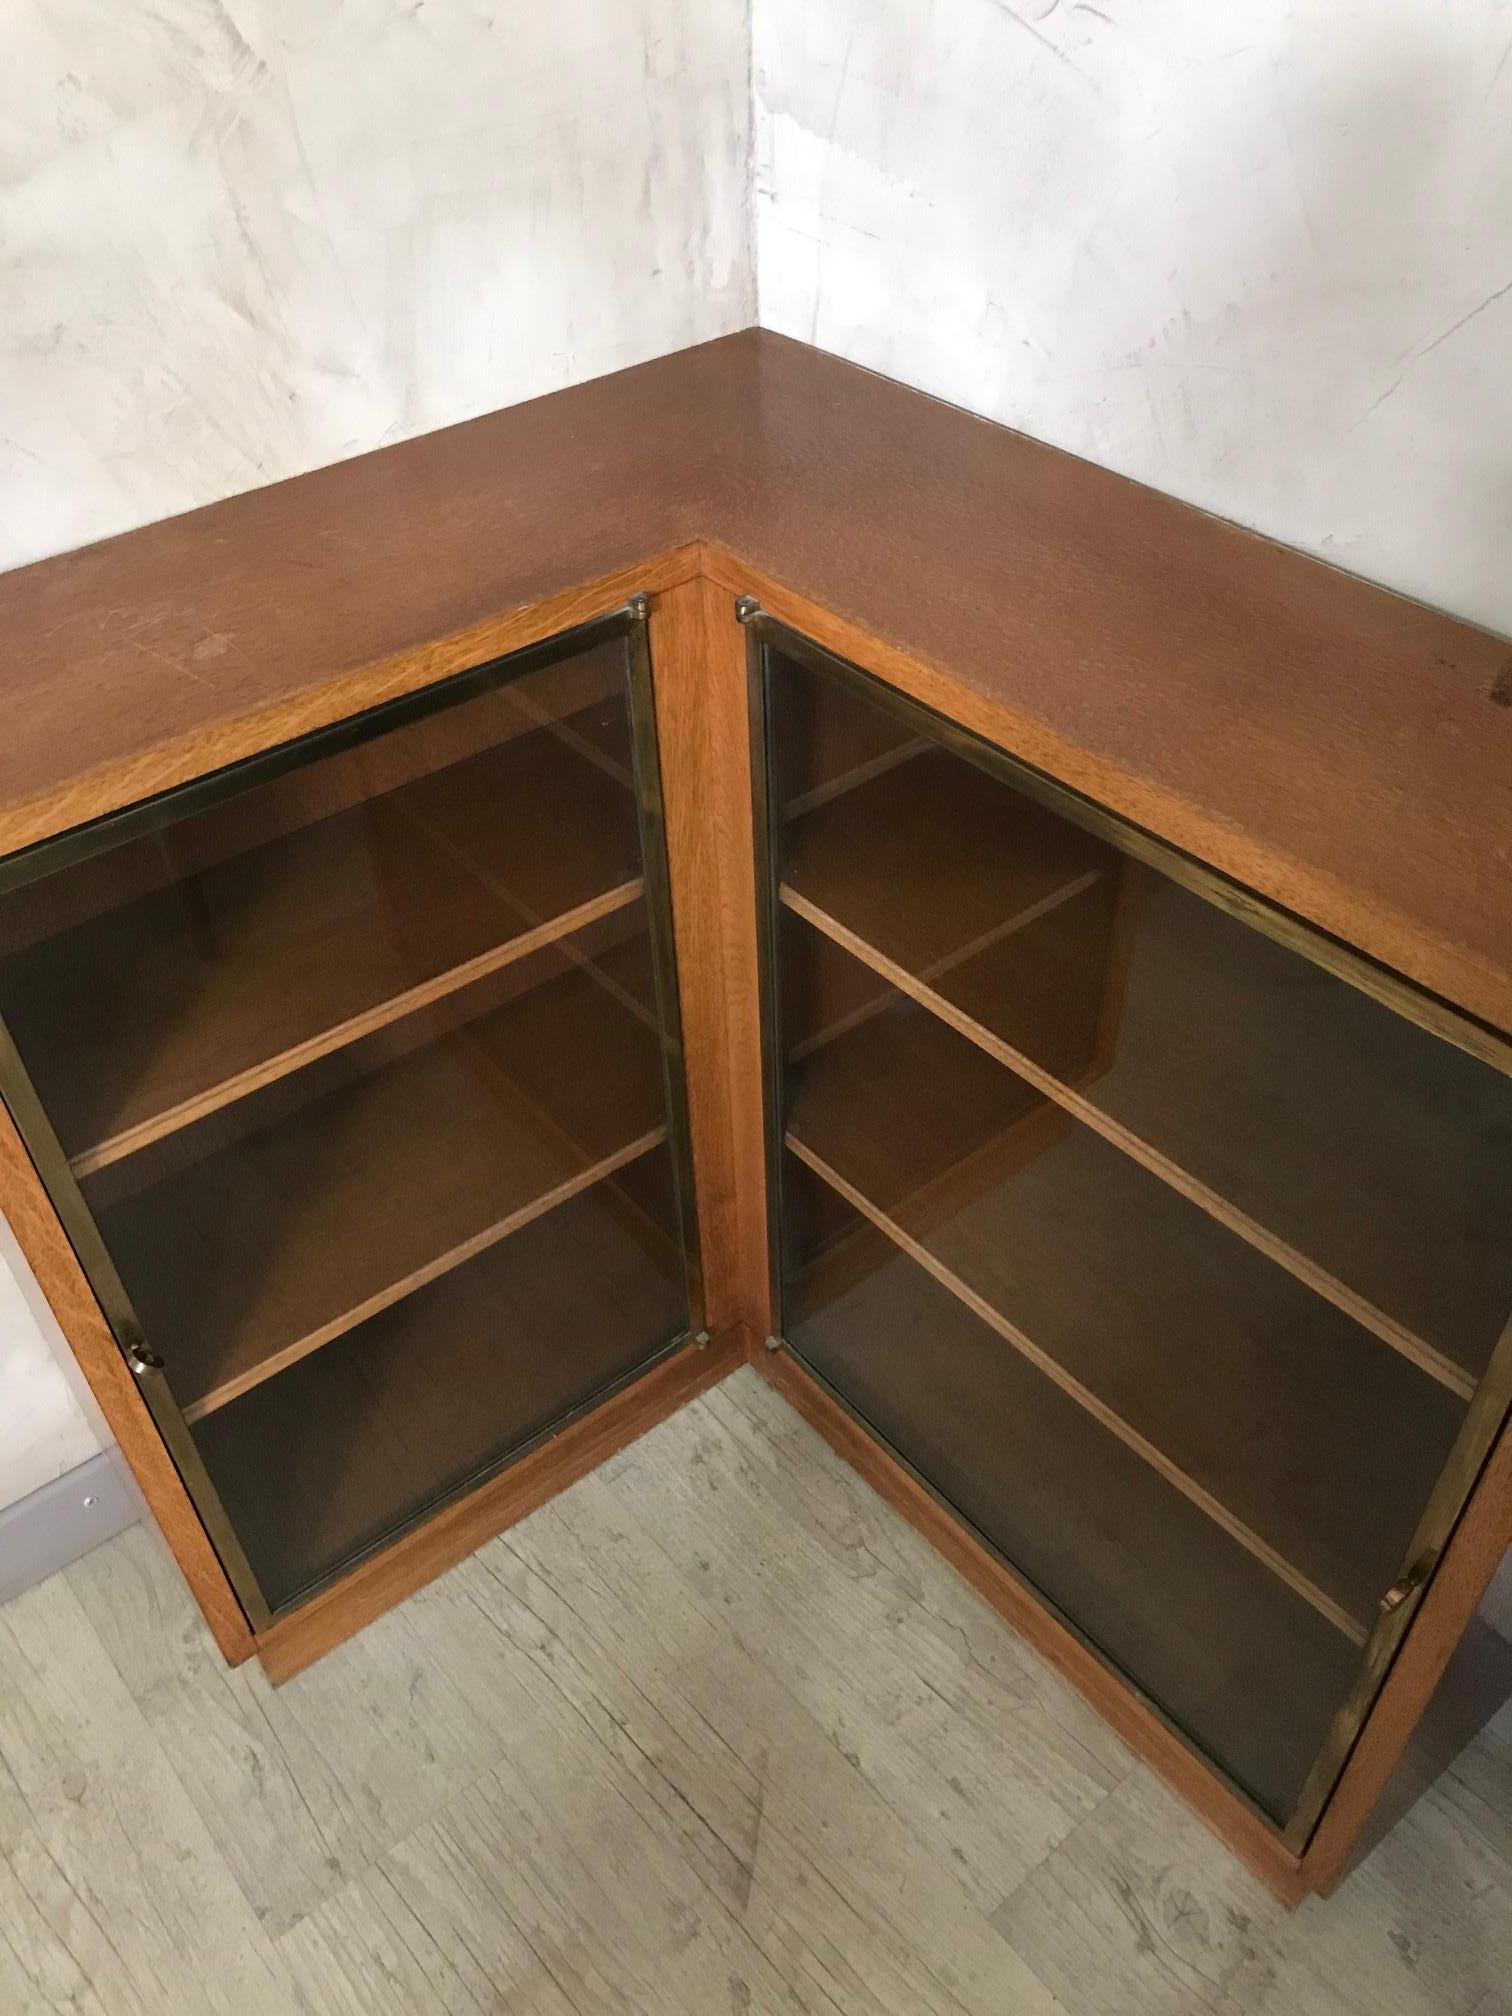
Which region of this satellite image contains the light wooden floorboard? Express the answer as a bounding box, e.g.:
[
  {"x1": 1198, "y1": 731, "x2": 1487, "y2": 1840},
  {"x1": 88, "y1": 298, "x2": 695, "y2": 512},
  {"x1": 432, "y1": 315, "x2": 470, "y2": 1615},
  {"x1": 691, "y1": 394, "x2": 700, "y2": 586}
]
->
[
  {"x1": 0, "y1": 1368, "x2": 1500, "y2": 2012},
  {"x1": 994, "y1": 1747, "x2": 1511, "y2": 2016},
  {"x1": 0, "y1": 1574, "x2": 304, "y2": 2013}
]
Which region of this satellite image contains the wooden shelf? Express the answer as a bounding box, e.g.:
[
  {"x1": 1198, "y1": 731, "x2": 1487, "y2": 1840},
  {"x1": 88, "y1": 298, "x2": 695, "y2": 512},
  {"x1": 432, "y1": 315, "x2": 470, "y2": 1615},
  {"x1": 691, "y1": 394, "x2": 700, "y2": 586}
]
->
[
  {"x1": 784, "y1": 878, "x2": 1502, "y2": 1401},
  {"x1": 778, "y1": 881, "x2": 1120, "y2": 1115},
  {"x1": 786, "y1": 1010, "x2": 1466, "y2": 1635},
  {"x1": 191, "y1": 1151, "x2": 689, "y2": 1613},
  {"x1": 785, "y1": 970, "x2": 1053, "y2": 1232},
  {"x1": 494, "y1": 670, "x2": 636, "y2": 789},
  {"x1": 770, "y1": 652, "x2": 927, "y2": 817},
  {"x1": 0, "y1": 704, "x2": 643, "y2": 1175},
  {"x1": 783, "y1": 744, "x2": 1114, "y2": 999},
  {"x1": 94, "y1": 932, "x2": 669, "y2": 1421},
  {"x1": 781, "y1": 1172, "x2": 1366, "y2": 1825},
  {"x1": 1068, "y1": 881, "x2": 1512, "y2": 1391},
  {"x1": 778, "y1": 731, "x2": 1512, "y2": 1396}
]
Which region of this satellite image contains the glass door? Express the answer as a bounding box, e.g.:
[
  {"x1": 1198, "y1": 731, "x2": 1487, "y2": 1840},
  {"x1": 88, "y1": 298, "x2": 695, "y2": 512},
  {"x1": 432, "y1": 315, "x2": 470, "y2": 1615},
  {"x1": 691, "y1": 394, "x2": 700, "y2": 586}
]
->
[
  {"x1": 747, "y1": 615, "x2": 1512, "y2": 1844},
  {"x1": 0, "y1": 603, "x2": 701, "y2": 1625}
]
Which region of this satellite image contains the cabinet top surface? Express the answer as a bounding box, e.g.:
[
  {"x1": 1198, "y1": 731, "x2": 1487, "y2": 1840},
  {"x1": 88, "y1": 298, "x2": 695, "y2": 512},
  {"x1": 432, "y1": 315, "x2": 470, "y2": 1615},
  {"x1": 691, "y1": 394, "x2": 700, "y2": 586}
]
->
[{"x1": 1, "y1": 329, "x2": 1508, "y2": 1030}]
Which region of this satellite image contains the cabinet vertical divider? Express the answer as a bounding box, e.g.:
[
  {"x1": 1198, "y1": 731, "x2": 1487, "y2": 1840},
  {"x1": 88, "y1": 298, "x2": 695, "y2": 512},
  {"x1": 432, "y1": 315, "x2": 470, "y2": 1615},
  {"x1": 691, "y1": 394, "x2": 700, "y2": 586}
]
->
[{"x1": 643, "y1": 576, "x2": 772, "y2": 1344}]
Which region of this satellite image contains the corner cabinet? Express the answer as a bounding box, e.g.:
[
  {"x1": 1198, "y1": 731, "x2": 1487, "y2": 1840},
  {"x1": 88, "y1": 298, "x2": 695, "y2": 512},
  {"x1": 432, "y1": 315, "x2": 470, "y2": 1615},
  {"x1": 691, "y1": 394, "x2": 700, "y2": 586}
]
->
[
  {"x1": 744, "y1": 614, "x2": 1512, "y2": 1857},
  {"x1": 0, "y1": 602, "x2": 704, "y2": 1636},
  {"x1": 2, "y1": 333, "x2": 1507, "y2": 1900}
]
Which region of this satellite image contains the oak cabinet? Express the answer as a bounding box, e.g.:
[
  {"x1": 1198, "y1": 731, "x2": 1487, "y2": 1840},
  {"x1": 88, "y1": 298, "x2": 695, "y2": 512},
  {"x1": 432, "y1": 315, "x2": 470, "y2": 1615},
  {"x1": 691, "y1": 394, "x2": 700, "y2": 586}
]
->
[{"x1": 0, "y1": 332, "x2": 1506, "y2": 1901}]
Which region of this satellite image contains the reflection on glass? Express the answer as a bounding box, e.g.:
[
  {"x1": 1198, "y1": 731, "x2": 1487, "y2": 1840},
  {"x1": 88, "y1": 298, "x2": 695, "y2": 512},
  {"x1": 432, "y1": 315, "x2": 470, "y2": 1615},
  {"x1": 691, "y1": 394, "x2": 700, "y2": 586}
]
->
[
  {"x1": 0, "y1": 637, "x2": 694, "y2": 1613},
  {"x1": 782, "y1": 915, "x2": 1464, "y2": 1636},
  {"x1": 782, "y1": 1152, "x2": 1361, "y2": 1823},
  {"x1": 769, "y1": 647, "x2": 1512, "y2": 1387},
  {"x1": 765, "y1": 642, "x2": 1511, "y2": 1829},
  {"x1": 196, "y1": 1150, "x2": 687, "y2": 1610}
]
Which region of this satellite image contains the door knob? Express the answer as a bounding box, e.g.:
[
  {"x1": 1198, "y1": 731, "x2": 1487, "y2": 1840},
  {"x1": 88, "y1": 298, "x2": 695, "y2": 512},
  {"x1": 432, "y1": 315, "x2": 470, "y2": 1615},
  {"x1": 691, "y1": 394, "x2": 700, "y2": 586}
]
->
[
  {"x1": 125, "y1": 1338, "x2": 165, "y2": 1376},
  {"x1": 1379, "y1": 1553, "x2": 1437, "y2": 1615}
]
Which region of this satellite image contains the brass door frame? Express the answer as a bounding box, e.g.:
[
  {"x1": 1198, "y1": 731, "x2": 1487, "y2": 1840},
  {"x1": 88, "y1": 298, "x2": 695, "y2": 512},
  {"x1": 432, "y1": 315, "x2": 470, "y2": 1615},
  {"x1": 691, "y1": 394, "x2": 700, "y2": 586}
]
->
[
  {"x1": 625, "y1": 596, "x2": 707, "y2": 1337},
  {"x1": 0, "y1": 1010, "x2": 274, "y2": 1628},
  {"x1": 0, "y1": 598, "x2": 704, "y2": 1625},
  {"x1": 741, "y1": 601, "x2": 1512, "y2": 1850},
  {"x1": 740, "y1": 600, "x2": 790, "y2": 1342}
]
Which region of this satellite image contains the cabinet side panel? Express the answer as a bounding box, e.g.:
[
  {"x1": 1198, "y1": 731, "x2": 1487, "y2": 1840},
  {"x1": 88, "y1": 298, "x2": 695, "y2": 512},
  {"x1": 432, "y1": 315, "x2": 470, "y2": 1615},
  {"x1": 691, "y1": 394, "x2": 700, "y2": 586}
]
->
[
  {"x1": 1302, "y1": 1421, "x2": 1512, "y2": 1894},
  {"x1": 648, "y1": 577, "x2": 770, "y2": 1337},
  {"x1": 0, "y1": 1100, "x2": 254, "y2": 1662}
]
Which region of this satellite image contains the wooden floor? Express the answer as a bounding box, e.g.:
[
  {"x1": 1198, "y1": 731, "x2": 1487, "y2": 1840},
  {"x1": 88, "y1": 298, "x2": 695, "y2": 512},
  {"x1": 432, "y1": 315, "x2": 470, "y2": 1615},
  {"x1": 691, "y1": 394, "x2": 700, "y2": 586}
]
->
[{"x1": 1, "y1": 1370, "x2": 1508, "y2": 2016}]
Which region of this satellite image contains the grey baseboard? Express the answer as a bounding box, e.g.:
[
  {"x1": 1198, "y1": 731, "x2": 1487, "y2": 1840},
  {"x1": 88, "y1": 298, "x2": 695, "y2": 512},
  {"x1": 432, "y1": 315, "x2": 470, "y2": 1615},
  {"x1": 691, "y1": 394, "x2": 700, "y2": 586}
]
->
[{"x1": 0, "y1": 1450, "x2": 140, "y2": 1607}]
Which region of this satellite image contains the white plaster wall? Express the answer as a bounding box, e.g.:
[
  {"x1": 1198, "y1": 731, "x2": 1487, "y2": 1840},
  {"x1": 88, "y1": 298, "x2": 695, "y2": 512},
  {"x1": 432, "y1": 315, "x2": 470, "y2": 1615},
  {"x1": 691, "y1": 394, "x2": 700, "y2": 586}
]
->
[
  {"x1": 0, "y1": 1228, "x2": 102, "y2": 1511},
  {"x1": 753, "y1": 0, "x2": 1512, "y2": 636},
  {"x1": 1, "y1": 0, "x2": 753, "y2": 570}
]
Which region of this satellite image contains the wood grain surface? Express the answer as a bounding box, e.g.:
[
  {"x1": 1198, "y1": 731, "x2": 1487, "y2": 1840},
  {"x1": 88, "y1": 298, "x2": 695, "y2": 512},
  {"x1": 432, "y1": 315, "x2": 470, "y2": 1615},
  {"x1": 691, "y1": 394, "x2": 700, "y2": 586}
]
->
[
  {"x1": 1, "y1": 331, "x2": 1507, "y2": 1028},
  {"x1": 1, "y1": 1373, "x2": 1500, "y2": 2009},
  {"x1": 647, "y1": 579, "x2": 771, "y2": 1338}
]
